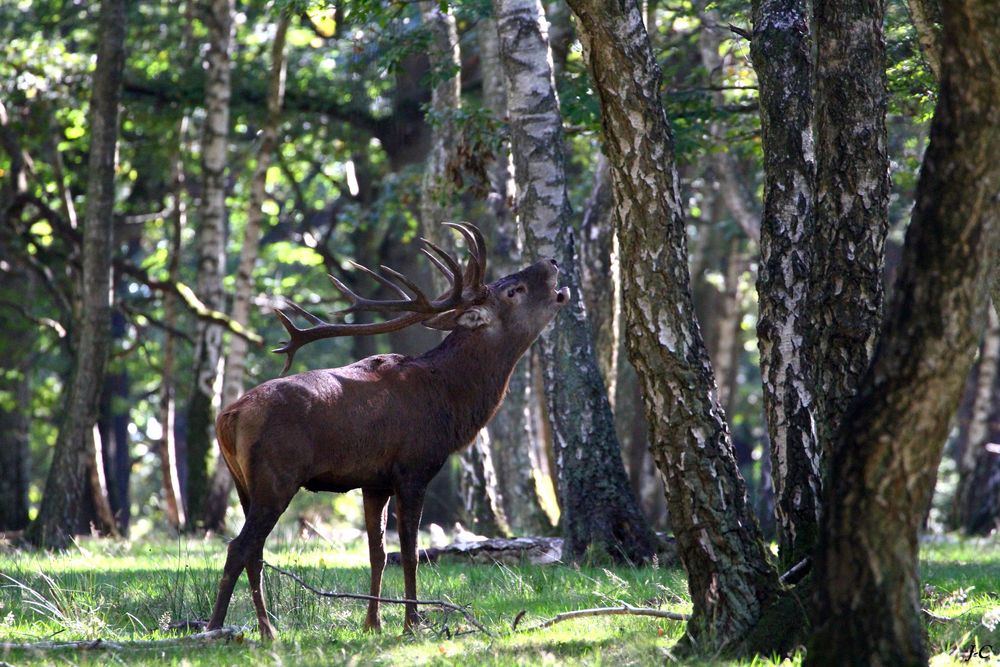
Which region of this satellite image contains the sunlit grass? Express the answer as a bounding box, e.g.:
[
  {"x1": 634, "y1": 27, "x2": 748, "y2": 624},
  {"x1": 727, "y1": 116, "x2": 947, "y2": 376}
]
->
[{"x1": 0, "y1": 534, "x2": 997, "y2": 665}]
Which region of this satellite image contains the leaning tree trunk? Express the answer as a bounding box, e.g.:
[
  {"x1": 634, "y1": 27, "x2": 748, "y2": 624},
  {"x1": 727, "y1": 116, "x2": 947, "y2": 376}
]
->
[
  {"x1": 421, "y1": 0, "x2": 510, "y2": 536},
  {"x1": 749, "y1": 0, "x2": 821, "y2": 569},
  {"x1": 494, "y1": 0, "x2": 655, "y2": 563},
  {"x1": 808, "y1": 1, "x2": 1000, "y2": 662},
  {"x1": 810, "y1": 0, "x2": 890, "y2": 463},
  {"x1": 479, "y1": 14, "x2": 551, "y2": 536},
  {"x1": 25, "y1": 0, "x2": 127, "y2": 548},
  {"x1": 201, "y1": 14, "x2": 290, "y2": 532},
  {"x1": 186, "y1": 0, "x2": 234, "y2": 527},
  {"x1": 567, "y1": 0, "x2": 780, "y2": 649}
]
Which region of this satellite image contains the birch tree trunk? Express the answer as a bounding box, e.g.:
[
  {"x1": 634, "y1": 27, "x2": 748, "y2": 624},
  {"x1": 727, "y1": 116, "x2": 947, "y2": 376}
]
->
[
  {"x1": 421, "y1": 0, "x2": 510, "y2": 536},
  {"x1": 494, "y1": 0, "x2": 654, "y2": 562},
  {"x1": 186, "y1": 0, "x2": 233, "y2": 527},
  {"x1": 567, "y1": 0, "x2": 780, "y2": 648},
  {"x1": 810, "y1": 0, "x2": 890, "y2": 462},
  {"x1": 201, "y1": 14, "x2": 290, "y2": 532},
  {"x1": 26, "y1": 0, "x2": 127, "y2": 548},
  {"x1": 808, "y1": 1, "x2": 1000, "y2": 661},
  {"x1": 749, "y1": 0, "x2": 821, "y2": 568},
  {"x1": 479, "y1": 14, "x2": 551, "y2": 536}
]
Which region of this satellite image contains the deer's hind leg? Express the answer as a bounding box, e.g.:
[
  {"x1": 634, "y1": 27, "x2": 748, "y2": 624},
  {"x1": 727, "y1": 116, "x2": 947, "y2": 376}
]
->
[
  {"x1": 362, "y1": 489, "x2": 391, "y2": 632},
  {"x1": 206, "y1": 503, "x2": 284, "y2": 638}
]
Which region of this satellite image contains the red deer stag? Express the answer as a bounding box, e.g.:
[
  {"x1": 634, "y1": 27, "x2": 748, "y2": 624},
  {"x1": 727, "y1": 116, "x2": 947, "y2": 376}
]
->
[{"x1": 205, "y1": 223, "x2": 568, "y2": 638}]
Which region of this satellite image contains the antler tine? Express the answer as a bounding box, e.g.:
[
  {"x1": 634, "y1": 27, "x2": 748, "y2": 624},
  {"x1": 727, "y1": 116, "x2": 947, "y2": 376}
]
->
[
  {"x1": 442, "y1": 222, "x2": 487, "y2": 288},
  {"x1": 347, "y1": 260, "x2": 410, "y2": 300},
  {"x1": 379, "y1": 264, "x2": 431, "y2": 308},
  {"x1": 419, "y1": 236, "x2": 465, "y2": 307},
  {"x1": 419, "y1": 246, "x2": 452, "y2": 279}
]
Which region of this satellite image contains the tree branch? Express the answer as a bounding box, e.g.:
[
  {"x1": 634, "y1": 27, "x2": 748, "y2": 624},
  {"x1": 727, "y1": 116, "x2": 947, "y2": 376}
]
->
[
  {"x1": 519, "y1": 603, "x2": 690, "y2": 632},
  {"x1": 264, "y1": 561, "x2": 491, "y2": 636}
]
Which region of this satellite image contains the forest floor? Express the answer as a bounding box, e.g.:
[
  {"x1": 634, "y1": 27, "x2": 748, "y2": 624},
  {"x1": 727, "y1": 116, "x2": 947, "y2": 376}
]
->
[{"x1": 0, "y1": 533, "x2": 998, "y2": 665}]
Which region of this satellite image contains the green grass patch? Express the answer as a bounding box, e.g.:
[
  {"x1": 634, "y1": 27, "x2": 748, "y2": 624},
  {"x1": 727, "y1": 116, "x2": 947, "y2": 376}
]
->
[{"x1": 0, "y1": 535, "x2": 997, "y2": 665}]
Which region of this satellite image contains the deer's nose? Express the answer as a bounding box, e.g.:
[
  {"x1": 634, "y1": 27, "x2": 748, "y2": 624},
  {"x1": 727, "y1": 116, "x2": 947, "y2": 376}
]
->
[{"x1": 548, "y1": 258, "x2": 559, "y2": 268}]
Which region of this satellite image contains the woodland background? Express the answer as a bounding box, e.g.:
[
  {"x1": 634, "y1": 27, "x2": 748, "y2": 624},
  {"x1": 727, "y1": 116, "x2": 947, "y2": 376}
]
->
[{"x1": 1, "y1": 0, "x2": 998, "y2": 663}]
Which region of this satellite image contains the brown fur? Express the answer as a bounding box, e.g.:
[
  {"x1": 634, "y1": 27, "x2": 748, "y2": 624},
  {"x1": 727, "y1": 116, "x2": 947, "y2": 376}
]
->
[{"x1": 206, "y1": 258, "x2": 568, "y2": 637}]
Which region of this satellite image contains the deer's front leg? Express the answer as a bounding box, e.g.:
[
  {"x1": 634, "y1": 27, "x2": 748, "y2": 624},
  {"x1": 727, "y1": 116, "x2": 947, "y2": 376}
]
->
[
  {"x1": 362, "y1": 489, "x2": 391, "y2": 632},
  {"x1": 394, "y1": 486, "x2": 426, "y2": 633}
]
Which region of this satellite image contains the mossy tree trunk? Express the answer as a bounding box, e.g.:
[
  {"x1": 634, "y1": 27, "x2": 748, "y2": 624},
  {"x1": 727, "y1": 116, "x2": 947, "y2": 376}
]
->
[{"x1": 808, "y1": 1, "x2": 1000, "y2": 662}]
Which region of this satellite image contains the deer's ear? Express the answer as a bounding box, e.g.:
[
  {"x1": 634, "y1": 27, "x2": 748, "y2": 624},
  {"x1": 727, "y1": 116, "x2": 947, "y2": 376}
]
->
[
  {"x1": 422, "y1": 306, "x2": 492, "y2": 331},
  {"x1": 457, "y1": 306, "x2": 492, "y2": 329}
]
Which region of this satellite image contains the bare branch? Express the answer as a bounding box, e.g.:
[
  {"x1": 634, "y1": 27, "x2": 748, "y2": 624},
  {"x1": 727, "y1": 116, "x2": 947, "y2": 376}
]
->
[
  {"x1": 520, "y1": 603, "x2": 690, "y2": 632},
  {"x1": 264, "y1": 561, "x2": 491, "y2": 636}
]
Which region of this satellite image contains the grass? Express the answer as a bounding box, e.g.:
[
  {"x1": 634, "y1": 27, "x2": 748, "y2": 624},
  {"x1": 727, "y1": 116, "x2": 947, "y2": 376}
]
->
[{"x1": 0, "y1": 533, "x2": 998, "y2": 665}]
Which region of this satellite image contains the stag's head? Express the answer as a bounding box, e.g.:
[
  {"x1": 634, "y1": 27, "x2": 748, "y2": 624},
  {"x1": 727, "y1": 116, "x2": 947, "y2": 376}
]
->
[{"x1": 272, "y1": 223, "x2": 569, "y2": 373}]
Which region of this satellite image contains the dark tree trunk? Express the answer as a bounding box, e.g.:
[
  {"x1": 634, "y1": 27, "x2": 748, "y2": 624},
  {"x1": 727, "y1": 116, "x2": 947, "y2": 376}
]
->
[
  {"x1": 810, "y1": 0, "x2": 891, "y2": 461},
  {"x1": 750, "y1": 0, "x2": 821, "y2": 568},
  {"x1": 494, "y1": 0, "x2": 655, "y2": 563},
  {"x1": 808, "y1": 1, "x2": 1000, "y2": 662},
  {"x1": 567, "y1": 0, "x2": 779, "y2": 649},
  {"x1": 25, "y1": 0, "x2": 127, "y2": 548},
  {"x1": 0, "y1": 270, "x2": 31, "y2": 531}
]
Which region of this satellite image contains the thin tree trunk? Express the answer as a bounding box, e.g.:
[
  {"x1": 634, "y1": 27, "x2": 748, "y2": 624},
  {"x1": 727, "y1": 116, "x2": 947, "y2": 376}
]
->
[
  {"x1": 186, "y1": 0, "x2": 234, "y2": 527},
  {"x1": 952, "y1": 306, "x2": 1000, "y2": 531},
  {"x1": 494, "y1": 0, "x2": 655, "y2": 563},
  {"x1": 0, "y1": 269, "x2": 32, "y2": 531},
  {"x1": 810, "y1": 0, "x2": 891, "y2": 462},
  {"x1": 567, "y1": 0, "x2": 779, "y2": 648},
  {"x1": 906, "y1": 0, "x2": 942, "y2": 80},
  {"x1": 579, "y1": 154, "x2": 619, "y2": 403},
  {"x1": 479, "y1": 14, "x2": 551, "y2": 536},
  {"x1": 421, "y1": 0, "x2": 510, "y2": 536},
  {"x1": 749, "y1": 0, "x2": 821, "y2": 568},
  {"x1": 808, "y1": 1, "x2": 1000, "y2": 661},
  {"x1": 202, "y1": 14, "x2": 290, "y2": 532},
  {"x1": 25, "y1": 0, "x2": 127, "y2": 548},
  {"x1": 159, "y1": 115, "x2": 189, "y2": 532}
]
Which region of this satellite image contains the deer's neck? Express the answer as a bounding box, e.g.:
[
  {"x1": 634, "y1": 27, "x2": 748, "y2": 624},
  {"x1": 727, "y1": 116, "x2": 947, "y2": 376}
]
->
[{"x1": 418, "y1": 329, "x2": 526, "y2": 452}]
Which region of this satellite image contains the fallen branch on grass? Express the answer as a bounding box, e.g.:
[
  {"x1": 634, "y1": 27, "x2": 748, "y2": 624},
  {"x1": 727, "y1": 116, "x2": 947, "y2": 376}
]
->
[
  {"x1": 0, "y1": 627, "x2": 247, "y2": 652},
  {"x1": 517, "y1": 603, "x2": 690, "y2": 632},
  {"x1": 263, "y1": 561, "x2": 491, "y2": 636}
]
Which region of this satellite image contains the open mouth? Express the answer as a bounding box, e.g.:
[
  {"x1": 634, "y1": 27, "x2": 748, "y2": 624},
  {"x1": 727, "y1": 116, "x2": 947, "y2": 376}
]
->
[{"x1": 555, "y1": 286, "x2": 569, "y2": 305}]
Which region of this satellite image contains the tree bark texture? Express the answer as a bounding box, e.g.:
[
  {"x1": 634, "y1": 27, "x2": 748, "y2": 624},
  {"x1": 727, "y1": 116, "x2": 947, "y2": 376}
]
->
[
  {"x1": 568, "y1": 0, "x2": 779, "y2": 647},
  {"x1": 493, "y1": 0, "x2": 654, "y2": 563},
  {"x1": 808, "y1": 1, "x2": 1000, "y2": 662},
  {"x1": 479, "y1": 14, "x2": 551, "y2": 536},
  {"x1": 810, "y1": 0, "x2": 891, "y2": 463},
  {"x1": 201, "y1": 14, "x2": 290, "y2": 532},
  {"x1": 26, "y1": 0, "x2": 127, "y2": 548},
  {"x1": 750, "y1": 0, "x2": 821, "y2": 569},
  {"x1": 186, "y1": 0, "x2": 233, "y2": 526}
]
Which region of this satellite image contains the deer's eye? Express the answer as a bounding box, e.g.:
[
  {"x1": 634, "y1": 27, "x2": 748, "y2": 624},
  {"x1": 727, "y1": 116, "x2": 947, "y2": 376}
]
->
[{"x1": 507, "y1": 288, "x2": 517, "y2": 298}]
